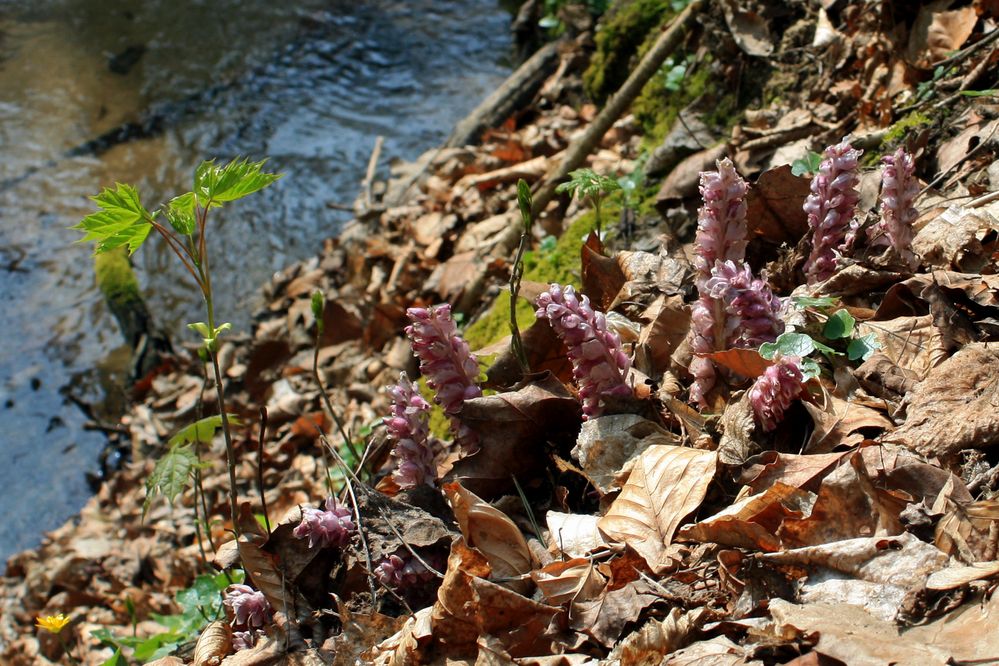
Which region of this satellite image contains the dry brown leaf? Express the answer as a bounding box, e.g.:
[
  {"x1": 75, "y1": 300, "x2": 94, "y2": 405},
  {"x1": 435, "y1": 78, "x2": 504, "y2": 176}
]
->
[
  {"x1": 935, "y1": 495, "x2": 999, "y2": 562},
  {"x1": 634, "y1": 295, "x2": 690, "y2": 378},
  {"x1": 739, "y1": 451, "x2": 851, "y2": 494},
  {"x1": 803, "y1": 392, "x2": 893, "y2": 453},
  {"x1": 193, "y1": 621, "x2": 231, "y2": 666},
  {"x1": 678, "y1": 483, "x2": 815, "y2": 552},
  {"x1": 444, "y1": 482, "x2": 535, "y2": 581},
  {"x1": 530, "y1": 557, "x2": 606, "y2": 605},
  {"x1": 770, "y1": 593, "x2": 999, "y2": 665},
  {"x1": 887, "y1": 344, "x2": 999, "y2": 457},
  {"x1": 236, "y1": 503, "x2": 308, "y2": 622},
  {"x1": 720, "y1": 0, "x2": 774, "y2": 56},
  {"x1": 607, "y1": 607, "x2": 706, "y2": 666},
  {"x1": 857, "y1": 315, "x2": 947, "y2": 380},
  {"x1": 572, "y1": 414, "x2": 677, "y2": 495},
  {"x1": 330, "y1": 596, "x2": 408, "y2": 666},
  {"x1": 570, "y1": 579, "x2": 663, "y2": 648},
  {"x1": 745, "y1": 165, "x2": 811, "y2": 246},
  {"x1": 431, "y1": 539, "x2": 562, "y2": 658},
  {"x1": 598, "y1": 445, "x2": 717, "y2": 572},
  {"x1": 664, "y1": 635, "x2": 762, "y2": 665},
  {"x1": 926, "y1": 561, "x2": 999, "y2": 591},
  {"x1": 581, "y1": 233, "x2": 626, "y2": 312},
  {"x1": 761, "y1": 533, "x2": 948, "y2": 621},
  {"x1": 448, "y1": 374, "x2": 581, "y2": 498},
  {"x1": 545, "y1": 512, "x2": 607, "y2": 558}
]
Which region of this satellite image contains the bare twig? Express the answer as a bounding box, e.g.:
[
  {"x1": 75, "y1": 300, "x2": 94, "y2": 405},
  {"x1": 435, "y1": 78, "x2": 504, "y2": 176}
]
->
[{"x1": 256, "y1": 407, "x2": 271, "y2": 535}]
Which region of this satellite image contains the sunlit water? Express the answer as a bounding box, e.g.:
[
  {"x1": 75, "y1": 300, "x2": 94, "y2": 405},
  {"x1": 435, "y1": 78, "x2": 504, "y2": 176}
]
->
[{"x1": 0, "y1": 0, "x2": 512, "y2": 559}]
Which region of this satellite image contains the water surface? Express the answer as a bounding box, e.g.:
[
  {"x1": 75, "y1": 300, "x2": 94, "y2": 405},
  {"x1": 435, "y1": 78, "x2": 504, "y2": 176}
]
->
[{"x1": 0, "y1": 0, "x2": 512, "y2": 559}]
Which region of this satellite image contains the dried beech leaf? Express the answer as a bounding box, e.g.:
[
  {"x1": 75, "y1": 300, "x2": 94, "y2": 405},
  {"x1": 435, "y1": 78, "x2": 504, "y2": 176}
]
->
[
  {"x1": 331, "y1": 595, "x2": 407, "y2": 666},
  {"x1": 803, "y1": 392, "x2": 892, "y2": 454},
  {"x1": 571, "y1": 579, "x2": 662, "y2": 647},
  {"x1": 706, "y1": 349, "x2": 771, "y2": 379},
  {"x1": 193, "y1": 621, "x2": 231, "y2": 666},
  {"x1": 857, "y1": 316, "x2": 946, "y2": 380},
  {"x1": 607, "y1": 608, "x2": 706, "y2": 665},
  {"x1": 678, "y1": 483, "x2": 815, "y2": 552},
  {"x1": 530, "y1": 557, "x2": 606, "y2": 605},
  {"x1": 926, "y1": 561, "x2": 999, "y2": 591},
  {"x1": 444, "y1": 482, "x2": 535, "y2": 580},
  {"x1": 572, "y1": 414, "x2": 677, "y2": 495},
  {"x1": 745, "y1": 164, "x2": 811, "y2": 245},
  {"x1": 236, "y1": 503, "x2": 306, "y2": 621},
  {"x1": 888, "y1": 344, "x2": 999, "y2": 457},
  {"x1": 546, "y1": 511, "x2": 607, "y2": 558},
  {"x1": 598, "y1": 445, "x2": 717, "y2": 572}
]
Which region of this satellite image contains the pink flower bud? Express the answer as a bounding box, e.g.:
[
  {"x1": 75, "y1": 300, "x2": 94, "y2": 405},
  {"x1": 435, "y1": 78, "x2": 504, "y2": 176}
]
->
[
  {"x1": 385, "y1": 373, "x2": 436, "y2": 489},
  {"x1": 871, "y1": 147, "x2": 919, "y2": 269},
  {"x1": 232, "y1": 630, "x2": 257, "y2": 651},
  {"x1": 405, "y1": 305, "x2": 482, "y2": 449},
  {"x1": 535, "y1": 284, "x2": 631, "y2": 419},
  {"x1": 293, "y1": 497, "x2": 355, "y2": 549},
  {"x1": 749, "y1": 356, "x2": 806, "y2": 431},
  {"x1": 804, "y1": 138, "x2": 863, "y2": 284},
  {"x1": 223, "y1": 585, "x2": 272, "y2": 630},
  {"x1": 694, "y1": 158, "x2": 749, "y2": 286}
]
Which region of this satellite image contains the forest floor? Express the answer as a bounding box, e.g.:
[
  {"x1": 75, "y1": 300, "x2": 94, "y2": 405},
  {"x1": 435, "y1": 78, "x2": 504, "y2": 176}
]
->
[{"x1": 3, "y1": 0, "x2": 999, "y2": 664}]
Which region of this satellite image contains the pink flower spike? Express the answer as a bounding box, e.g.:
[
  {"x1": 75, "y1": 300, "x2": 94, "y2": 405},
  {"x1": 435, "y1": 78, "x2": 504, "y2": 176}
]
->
[
  {"x1": 374, "y1": 553, "x2": 435, "y2": 589},
  {"x1": 385, "y1": 372, "x2": 436, "y2": 489},
  {"x1": 803, "y1": 138, "x2": 863, "y2": 284},
  {"x1": 293, "y1": 497, "x2": 355, "y2": 549},
  {"x1": 871, "y1": 147, "x2": 919, "y2": 269},
  {"x1": 223, "y1": 585, "x2": 272, "y2": 630},
  {"x1": 694, "y1": 158, "x2": 749, "y2": 286},
  {"x1": 405, "y1": 305, "x2": 482, "y2": 449},
  {"x1": 749, "y1": 356, "x2": 806, "y2": 432},
  {"x1": 705, "y1": 260, "x2": 784, "y2": 349},
  {"x1": 535, "y1": 283, "x2": 632, "y2": 419}
]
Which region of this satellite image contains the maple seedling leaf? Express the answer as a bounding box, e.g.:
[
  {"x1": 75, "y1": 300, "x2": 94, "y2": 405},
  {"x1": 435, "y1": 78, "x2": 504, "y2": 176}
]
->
[{"x1": 72, "y1": 183, "x2": 153, "y2": 254}]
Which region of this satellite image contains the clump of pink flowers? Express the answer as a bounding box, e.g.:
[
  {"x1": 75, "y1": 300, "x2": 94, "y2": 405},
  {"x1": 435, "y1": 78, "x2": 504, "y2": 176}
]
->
[
  {"x1": 693, "y1": 158, "x2": 749, "y2": 286},
  {"x1": 803, "y1": 137, "x2": 863, "y2": 284},
  {"x1": 871, "y1": 147, "x2": 919, "y2": 269},
  {"x1": 374, "y1": 553, "x2": 436, "y2": 589},
  {"x1": 705, "y1": 260, "x2": 784, "y2": 349},
  {"x1": 749, "y1": 356, "x2": 807, "y2": 431},
  {"x1": 293, "y1": 497, "x2": 355, "y2": 549},
  {"x1": 405, "y1": 304, "x2": 482, "y2": 449},
  {"x1": 535, "y1": 283, "x2": 632, "y2": 419},
  {"x1": 384, "y1": 372, "x2": 436, "y2": 489},
  {"x1": 688, "y1": 160, "x2": 783, "y2": 407},
  {"x1": 223, "y1": 584, "x2": 272, "y2": 630}
]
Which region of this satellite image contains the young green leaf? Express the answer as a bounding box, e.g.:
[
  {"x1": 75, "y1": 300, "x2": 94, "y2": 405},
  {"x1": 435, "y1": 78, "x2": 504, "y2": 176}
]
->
[
  {"x1": 163, "y1": 192, "x2": 197, "y2": 236},
  {"x1": 516, "y1": 178, "x2": 533, "y2": 231},
  {"x1": 312, "y1": 290, "x2": 325, "y2": 335},
  {"x1": 194, "y1": 157, "x2": 281, "y2": 205},
  {"x1": 800, "y1": 357, "x2": 821, "y2": 379},
  {"x1": 555, "y1": 168, "x2": 621, "y2": 201},
  {"x1": 143, "y1": 444, "x2": 198, "y2": 516},
  {"x1": 790, "y1": 151, "x2": 823, "y2": 177},
  {"x1": 168, "y1": 413, "x2": 242, "y2": 448},
  {"x1": 760, "y1": 332, "x2": 816, "y2": 360},
  {"x1": 847, "y1": 333, "x2": 880, "y2": 361},
  {"x1": 99, "y1": 648, "x2": 127, "y2": 666},
  {"x1": 73, "y1": 183, "x2": 153, "y2": 254},
  {"x1": 791, "y1": 295, "x2": 838, "y2": 310},
  {"x1": 823, "y1": 308, "x2": 856, "y2": 340}
]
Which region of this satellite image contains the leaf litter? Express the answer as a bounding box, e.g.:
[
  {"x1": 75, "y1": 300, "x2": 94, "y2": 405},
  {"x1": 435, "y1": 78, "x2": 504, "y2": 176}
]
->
[{"x1": 5, "y1": 1, "x2": 999, "y2": 664}]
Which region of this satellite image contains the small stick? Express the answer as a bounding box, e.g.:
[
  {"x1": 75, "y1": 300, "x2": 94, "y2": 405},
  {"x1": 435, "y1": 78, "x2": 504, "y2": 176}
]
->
[
  {"x1": 363, "y1": 136, "x2": 384, "y2": 211},
  {"x1": 256, "y1": 407, "x2": 271, "y2": 535}
]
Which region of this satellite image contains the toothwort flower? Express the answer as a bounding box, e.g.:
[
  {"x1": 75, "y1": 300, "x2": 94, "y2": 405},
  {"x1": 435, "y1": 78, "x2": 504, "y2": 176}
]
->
[
  {"x1": 803, "y1": 138, "x2": 862, "y2": 284},
  {"x1": 405, "y1": 304, "x2": 482, "y2": 448},
  {"x1": 374, "y1": 553, "x2": 435, "y2": 589},
  {"x1": 871, "y1": 147, "x2": 919, "y2": 269},
  {"x1": 232, "y1": 630, "x2": 258, "y2": 652},
  {"x1": 223, "y1": 585, "x2": 273, "y2": 630},
  {"x1": 293, "y1": 497, "x2": 355, "y2": 549},
  {"x1": 694, "y1": 158, "x2": 749, "y2": 286},
  {"x1": 705, "y1": 260, "x2": 784, "y2": 349},
  {"x1": 385, "y1": 372, "x2": 436, "y2": 489},
  {"x1": 749, "y1": 356, "x2": 806, "y2": 432},
  {"x1": 535, "y1": 284, "x2": 631, "y2": 419}
]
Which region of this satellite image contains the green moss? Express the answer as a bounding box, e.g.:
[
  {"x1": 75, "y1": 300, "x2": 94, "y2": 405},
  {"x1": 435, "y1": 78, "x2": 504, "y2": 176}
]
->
[
  {"x1": 883, "y1": 112, "x2": 933, "y2": 146},
  {"x1": 583, "y1": 0, "x2": 675, "y2": 103},
  {"x1": 94, "y1": 247, "x2": 142, "y2": 310},
  {"x1": 464, "y1": 210, "x2": 602, "y2": 351}
]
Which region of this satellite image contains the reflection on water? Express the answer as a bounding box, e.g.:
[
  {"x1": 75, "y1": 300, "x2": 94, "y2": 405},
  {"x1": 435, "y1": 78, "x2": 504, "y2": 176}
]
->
[{"x1": 0, "y1": 0, "x2": 511, "y2": 559}]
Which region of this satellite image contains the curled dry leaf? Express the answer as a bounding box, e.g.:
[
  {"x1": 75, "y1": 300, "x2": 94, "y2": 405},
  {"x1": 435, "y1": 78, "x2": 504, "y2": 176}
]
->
[
  {"x1": 606, "y1": 607, "x2": 707, "y2": 666},
  {"x1": 193, "y1": 620, "x2": 231, "y2": 666},
  {"x1": 935, "y1": 496, "x2": 999, "y2": 563},
  {"x1": 444, "y1": 482, "x2": 535, "y2": 581},
  {"x1": 925, "y1": 560, "x2": 999, "y2": 591},
  {"x1": 236, "y1": 503, "x2": 308, "y2": 622},
  {"x1": 856, "y1": 316, "x2": 946, "y2": 380},
  {"x1": 597, "y1": 445, "x2": 717, "y2": 573},
  {"x1": 530, "y1": 557, "x2": 606, "y2": 605},
  {"x1": 803, "y1": 391, "x2": 893, "y2": 454},
  {"x1": 887, "y1": 344, "x2": 999, "y2": 457},
  {"x1": 745, "y1": 164, "x2": 811, "y2": 246},
  {"x1": 570, "y1": 579, "x2": 663, "y2": 648}
]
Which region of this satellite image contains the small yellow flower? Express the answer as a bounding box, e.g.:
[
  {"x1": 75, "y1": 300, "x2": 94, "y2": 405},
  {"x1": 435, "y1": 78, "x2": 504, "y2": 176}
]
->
[{"x1": 35, "y1": 613, "x2": 71, "y2": 634}]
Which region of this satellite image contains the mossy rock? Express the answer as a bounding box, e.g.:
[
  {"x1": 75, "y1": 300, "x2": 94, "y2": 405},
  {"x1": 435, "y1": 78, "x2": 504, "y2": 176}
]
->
[
  {"x1": 583, "y1": 0, "x2": 675, "y2": 104},
  {"x1": 464, "y1": 209, "x2": 603, "y2": 351},
  {"x1": 95, "y1": 247, "x2": 143, "y2": 312}
]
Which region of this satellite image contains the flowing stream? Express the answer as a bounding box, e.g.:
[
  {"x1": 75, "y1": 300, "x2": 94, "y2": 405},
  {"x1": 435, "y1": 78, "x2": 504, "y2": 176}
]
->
[{"x1": 0, "y1": 0, "x2": 512, "y2": 559}]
